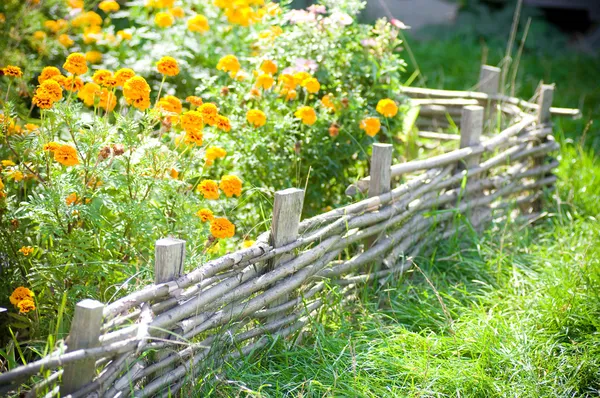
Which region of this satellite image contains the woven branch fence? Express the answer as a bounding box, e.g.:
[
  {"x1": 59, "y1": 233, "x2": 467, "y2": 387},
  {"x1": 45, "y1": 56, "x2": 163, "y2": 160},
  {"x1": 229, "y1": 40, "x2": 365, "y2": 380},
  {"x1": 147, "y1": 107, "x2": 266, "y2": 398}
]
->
[{"x1": 0, "y1": 65, "x2": 580, "y2": 397}]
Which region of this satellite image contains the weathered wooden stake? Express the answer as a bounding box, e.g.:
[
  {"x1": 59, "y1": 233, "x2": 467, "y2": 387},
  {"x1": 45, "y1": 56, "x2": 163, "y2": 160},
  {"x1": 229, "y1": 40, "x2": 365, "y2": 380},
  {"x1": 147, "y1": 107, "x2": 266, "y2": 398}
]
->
[
  {"x1": 479, "y1": 65, "x2": 501, "y2": 130},
  {"x1": 460, "y1": 105, "x2": 487, "y2": 227},
  {"x1": 267, "y1": 188, "x2": 305, "y2": 323},
  {"x1": 154, "y1": 238, "x2": 186, "y2": 284},
  {"x1": 61, "y1": 299, "x2": 104, "y2": 395},
  {"x1": 533, "y1": 84, "x2": 555, "y2": 212}
]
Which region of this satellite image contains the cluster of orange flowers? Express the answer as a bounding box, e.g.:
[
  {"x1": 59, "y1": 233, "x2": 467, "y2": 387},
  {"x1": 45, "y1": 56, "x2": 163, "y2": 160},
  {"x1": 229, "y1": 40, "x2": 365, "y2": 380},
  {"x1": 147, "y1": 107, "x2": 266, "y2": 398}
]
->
[
  {"x1": 9, "y1": 286, "x2": 36, "y2": 314},
  {"x1": 196, "y1": 208, "x2": 236, "y2": 239},
  {"x1": 43, "y1": 142, "x2": 80, "y2": 166},
  {"x1": 197, "y1": 175, "x2": 242, "y2": 200},
  {"x1": 214, "y1": 0, "x2": 281, "y2": 27}
]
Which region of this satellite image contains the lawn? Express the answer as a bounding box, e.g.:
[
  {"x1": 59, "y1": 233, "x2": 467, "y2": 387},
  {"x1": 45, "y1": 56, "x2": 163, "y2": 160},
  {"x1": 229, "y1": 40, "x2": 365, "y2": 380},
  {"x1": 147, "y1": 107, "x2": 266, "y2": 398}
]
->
[{"x1": 193, "y1": 28, "x2": 600, "y2": 398}]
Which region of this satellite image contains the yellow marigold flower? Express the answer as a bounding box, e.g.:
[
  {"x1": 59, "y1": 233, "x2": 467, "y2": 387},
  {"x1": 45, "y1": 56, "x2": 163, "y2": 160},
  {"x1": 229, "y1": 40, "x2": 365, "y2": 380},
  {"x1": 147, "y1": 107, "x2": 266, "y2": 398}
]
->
[
  {"x1": 117, "y1": 30, "x2": 132, "y2": 40},
  {"x1": 219, "y1": 175, "x2": 242, "y2": 198},
  {"x1": 146, "y1": 0, "x2": 175, "y2": 7},
  {"x1": 44, "y1": 20, "x2": 61, "y2": 33},
  {"x1": 54, "y1": 144, "x2": 80, "y2": 166},
  {"x1": 260, "y1": 60, "x2": 277, "y2": 75},
  {"x1": 163, "y1": 95, "x2": 182, "y2": 113},
  {"x1": 0, "y1": 13, "x2": 5, "y2": 24},
  {"x1": 38, "y1": 80, "x2": 63, "y2": 102},
  {"x1": 181, "y1": 110, "x2": 203, "y2": 133},
  {"x1": 18, "y1": 246, "x2": 34, "y2": 256},
  {"x1": 64, "y1": 53, "x2": 88, "y2": 75},
  {"x1": 285, "y1": 89, "x2": 298, "y2": 101},
  {"x1": 65, "y1": 192, "x2": 78, "y2": 205},
  {"x1": 293, "y1": 72, "x2": 311, "y2": 86},
  {"x1": 184, "y1": 130, "x2": 203, "y2": 146},
  {"x1": 187, "y1": 14, "x2": 209, "y2": 32},
  {"x1": 186, "y1": 96, "x2": 203, "y2": 107},
  {"x1": 199, "y1": 103, "x2": 218, "y2": 126},
  {"x1": 302, "y1": 77, "x2": 320, "y2": 94},
  {"x1": 376, "y1": 98, "x2": 398, "y2": 118},
  {"x1": 242, "y1": 240, "x2": 255, "y2": 248},
  {"x1": 255, "y1": 73, "x2": 274, "y2": 90},
  {"x1": 321, "y1": 94, "x2": 336, "y2": 111},
  {"x1": 58, "y1": 34, "x2": 74, "y2": 48},
  {"x1": 99, "y1": 0, "x2": 120, "y2": 12},
  {"x1": 360, "y1": 117, "x2": 381, "y2": 137},
  {"x1": 98, "y1": 89, "x2": 118, "y2": 111},
  {"x1": 216, "y1": 55, "x2": 241, "y2": 76},
  {"x1": 216, "y1": 115, "x2": 231, "y2": 132},
  {"x1": 196, "y1": 208, "x2": 214, "y2": 222},
  {"x1": 210, "y1": 217, "x2": 235, "y2": 239},
  {"x1": 197, "y1": 179, "x2": 219, "y2": 200},
  {"x1": 156, "y1": 56, "x2": 179, "y2": 76},
  {"x1": 1, "y1": 160, "x2": 15, "y2": 168},
  {"x1": 155, "y1": 11, "x2": 174, "y2": 28},
  {"x1": 295, "y1": 106, "x2": 317, "y2": 125},
  {"x1": 0, "y1": 177, "x2": 4, "y2": 192},
  {"x1": 61, "y1": 75, "x2": 84, "y2": 92},
  {"x1": 33, "y1": 30, "x2": 47, "y2": 40},
  {"x1": 85, "y1": 51, "x2": 103, "y2": 64},
  {"x1": 278, "y1": 74, "x2": 296, "y2": 91},
  {"x1": 114, "y1": 68, "x2": 135, "y2": 86},
  {"x1": 9, "y1": 170, "x2": 24, "y2": 182},
  {"x1": 25, "y1": 123, "x2": 39, "y2": 132},
  {"x1": 3, "y1": 65, "x2": 23, "y2": 78},
  {"x1": 33, "y1": 95, "x2": 54, "y2": 109},
  {"x1": 123, "y1": 76, "x2": 151, "y2": 105},
  {"x1": 38, "y1": 66, "x2": 61, "y2": 84},
  {"x1": 78, "y1": 82, "x2": 101, "y2": 107},
  {"x1": 246, "y1": 109, "x2": 266, "y2": 128},
  {"x1": 43, "y1": 142, "x2": 61, "y2": 152},
  {"x1": 92, "y1": 69, "x2": 116, "y2": 88},
  {"x1": 9, "y1": 286, "x2": 34, "y2": 305},
  {"x1": 18, "y1": 299, "x2": 36, "y2": 314},
  {"x1": 170, "y1": 7, "x2": 185, "y2": 18},
  {"x1": 205, "y1": 146, "x2": 227, "y2": 166}
]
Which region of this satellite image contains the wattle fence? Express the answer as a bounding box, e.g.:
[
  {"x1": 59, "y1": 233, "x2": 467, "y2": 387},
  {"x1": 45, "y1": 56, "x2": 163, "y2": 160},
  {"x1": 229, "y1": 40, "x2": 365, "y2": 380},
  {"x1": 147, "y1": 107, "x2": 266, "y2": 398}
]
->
[{"x1": 0, "y1": 65, "x2": 579, "y2": 397}]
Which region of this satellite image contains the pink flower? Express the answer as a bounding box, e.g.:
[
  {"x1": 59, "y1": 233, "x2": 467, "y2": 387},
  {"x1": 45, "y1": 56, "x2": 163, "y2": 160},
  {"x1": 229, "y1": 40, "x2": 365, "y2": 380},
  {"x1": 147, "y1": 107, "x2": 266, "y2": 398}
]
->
[
  {"x1": 284, "y1": 10, "x2": 316, "y2": 24},
  {"x1": 391, "y1": 18, "x2": 411, "y2": 30},
  {"x1": 307, "y1": 5, "x2": 326, "y2": 14}
]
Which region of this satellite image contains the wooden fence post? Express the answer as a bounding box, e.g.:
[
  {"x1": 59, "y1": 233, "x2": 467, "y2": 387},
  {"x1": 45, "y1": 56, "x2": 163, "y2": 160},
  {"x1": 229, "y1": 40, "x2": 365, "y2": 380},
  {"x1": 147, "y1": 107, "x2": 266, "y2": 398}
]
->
[
  {"x1": 267, "y1": 188, "x2": 305, "y2": 323},
  {"x1": 460, "y1": 105, "x2": 487, "y2": 228},
  {"x1": 366, "y1": 144, "x2": 393, "y2": 264},
  {"x1": 61, "y1": 299, "x2": 104, "y2": 395},
  {"x1": 533, "y1": 84, "x2": 554, "y2": 212},
  {"x1": 478, "y1": 65, "x2": 500, "y2": 131}
]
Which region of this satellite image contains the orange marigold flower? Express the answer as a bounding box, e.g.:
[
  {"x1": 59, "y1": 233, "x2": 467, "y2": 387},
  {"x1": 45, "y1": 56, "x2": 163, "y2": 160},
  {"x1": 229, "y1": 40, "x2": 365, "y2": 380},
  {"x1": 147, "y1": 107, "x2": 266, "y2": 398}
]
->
[
  {"x1": 2, "y1": 159, "x2": 15, "y2": 167},
  {"x1": 17, "y1": 246, "x2": 34, "y2": 256},
  {"x1": 294, "y1": 106, "x2": 317, "y2": 125},
  {"x1": 170, "y1": 6, "x2": 185, "y2": 18},
  {"x1": 187, "y1": 14, "x2": 209, "y2": 32},
  {"x1": 155, "y1": 11, "x2": 174, "y2": 28},
  {"x1": 199, "y1": 103, "x2": 218, "y2": 126},
  {"x1": 123, "y1": 76, "x2": 151, "y2": 103},
  {"x1": 98, "y1": 89, "x2": 117, "y2": 111},
  {"x1": 197, "y1": 179, "x2": 219, "y2": 200},
  {"x1": 162, "y1": 95, "x2": 182, "y2": 113},
  {"x1": 61, "y1": 75, "x2": 84, "y2": 92},
  {"x1": 38, "y1": 80, "x2": 63, "y2": 102},
  {"x1": 260, "y1": 60, "x2": 277, "y2": 75},
  {"x1": 43, "y1": 142, "x2": 61, "y2": 152},
  {"x1": 38, "y1": 66, "x2": 61, "y2": 84},
  {"x1": 92, "y1": 69, "x2": 117, "y2": 88},
  {"x1": 25, "y1": 123, "x2": 39, "y2": 132},
  {"x1": 184, "y1": 130, "x2": 203, "y2": 146},
  {"x1": 99, "y1": 0, "x2": 120, "y2": 12},
  {"x1": 216, "y1": 55, "x2": 241, "y2": 76},
  {"x1": 181, "y1": 110, "x2": 203, "y2": 133},
  {"x1": 68, "y1": 0, "x2": 84, "y2": 8},
  {"x1": 301, "y1": 77, "x2": 320, "y2": 94},
  {"x1": 58, "y1": 34, "x2": 74, "y2": 48},
  {"x1": 85, "y1": 51, "x2": 103, "y2": 64},
  {"x1": 3, "y1": 65, "x2": 23, "y2": 78},
  {"x1": 205, "y1": 146, "x2": 227, "y2": 166},
  {"x1": 359, "y1": 117, "x2": 381, "y2": 137},
  {"x1": 285, "y1": 89, "x2": 298, "y2": 101},
  {"x1": 329, "y1": 123, "x2": 339, "y2": 138},
  {"x1": 78, "y1": 82, "x2": 101, "y2": 107},
  {"x1": 33, "y1": 94, "x2": 54, "y2": 109},
  {"x1": 246, "y1": 109, "x2": 266, "y2": 128},
  {"x1": 255, "y1": 73, "x2": 274, "y2": 90},
  {"x1": 18, "y1": 299, "x2": 36, "y2": 314},
  {"x1": 114, "y1": 68, "x2": 135, "y2": 86},
  {"x1": 63, "y1": 53, "x2": 88, "y2": 75},
  {"x1": 196, "y1": 208, "x2": 214, "y2": 222},
  {"x1": 146, "y1": 0, "x2": 175, "y2": 8},
  {"x1": 376, "y1": 98, "x2": 398, "y2": 118},
  {"x1": 293, "y1": 72, "x2": 311, "y2": 86},
  {"x1": 9, "y1": 286, "x2": 34, "y2": 305},
  {"x1": 54, "y1": 144, "x2": 80, "y2": 166},
  {"x1": 33, "y1": 30, "x2": 47, "y2": 40},
  {"x1": 210, "y1": 217, "x2": 235, "y2": 239},
  {"x1": 157, "y1": 56, "x2": 179, "y2": 76},
  {"x1": 9, "y1": 170, "x2": 24, "y2": 182},
  {"x1": 216, "y1": 115, "x2": 231, "y2": 132},
  {"x1": 321, "y1": 94, "x2": 336, "y2": 111},
  {"x1": 65, "y1": 192, "x2": 78, "y2": 205},
  {"x1": 278, "y1": 73, "x2": 296, "y2": 90},
  {"x1": 219, "y1": 175, "x2": 242, "y2": 198},
  {"x1": 186, "y1": 96, "x2": 203, "y2": 107}
]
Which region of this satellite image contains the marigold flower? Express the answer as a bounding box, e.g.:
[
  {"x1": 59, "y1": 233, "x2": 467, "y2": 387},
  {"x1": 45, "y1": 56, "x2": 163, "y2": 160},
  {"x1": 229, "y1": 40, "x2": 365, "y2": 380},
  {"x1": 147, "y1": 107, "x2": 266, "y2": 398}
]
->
[
  {"x1": 198, "y1": 103, "x2": 218, "y2": 126},
  {"x1": 37, "y1": 80, "x2": 63, "y2": 102},
  {"x1": 196, "y1": 208, "x2": 214, "y2": 222},
  {"x1": 155, "y1": 11, "x2": 174, "y2": 28},
  {"x1": 66, "y1": 192, "x2": 78, "y2": 205},
  {"x1": 360, "y1": 117, "x2": 381, "y2": 137},
  {"x1": 376, "y1": 98, "x2": 398, "y2": 118},
  {"x1": 43, "y1": 142, "x2": 61, "y2": 152},
  {"x1": 293, "y1": 72, "x2": 311, "y2": 86},
  {"x1": 216, "y1": 115, "x2": 231, "y2": 132},
  {"x1": 63, "y1": 53, "x2": 88, "y2": 75},
  {"x1": 157, "y1": 56, "x2": 179, "y2": 76},
  {"x1": 33, "y1": 94, "x2": 54, "y2": 109},
  {"x1": 285, "y1": 89, "x2": 298, "y2": 101},
  {"x1": 210, "y1": 217, "x2": 235, "y2": 239},
  {"x1": 216, "y1": 55, "x2": 241, "y2": 76},
  {"x1": 260, "y1": 60, "x2": 277, "y2": 75},
  {"x1": 186, "y1": 96, "x2": 203, "y2": 107},
  {"x1": 321, "y1": 94, "x2": 336, "y2": 111},
  {"x1": 219, "y1": 175, "x2": 242, "y2": 198},
  {"x1": 18, "y1": 299, "x2": 36, "y2": 314},
  {"x1": 205, "y1": 146, "x2": 227, "y2": 166},
  {"x1": 188, "y1": 14, "x2": 209, "y2": 32},
  {"x1": 117, "y1": 30, "x2": 132, "y2": 40},
  {"x1": 92, "y1": 69, "x2": 117, "y2": 88},
  {"x1": 9, "y1": 287, "x2": 34, "y2": 305},
  {"x1": 9, "y1": 170, "x2": 24, "y2": 182},
  {"x1": 123, "y1": 76, "x2": 151, "y2": 105},
  {"x1": 99, "y1": 0, "x2": 120, "y2": 12},
  {"x1": 184, "y1": 130, "x2": 203, "y2": 146},
  {"x1": 25, "y1": 123, "x2": 39, "y2": 132},
  {"x1": 246, "y1": 109, "x2": 266, "y2": 128},
  {"x1": 58, "y1": 34, "x2": 74, "y2": 48},
  {"x1": 169, "y1": 168, "x2": 179, "y2": 178},
  {"x1": 3, "y1": 65, "x2": 23, "y2": 78},
  {"x1": 198, "y1": 179, "x2": 219, "y2": 200},
  {"x1": 162, "y1": 95, "x2": 182, "y2": 113},
  {"x1": 2, "y1": 160, "x2": 16, "y2": 167},
  {"x1": 78, "y1": 82, "x2": 101, "y2": 107},
  {"x1": 329, "y1": 123, "x2": 339, "y2": 138},
  {"x1": 54, "y1": 144, "x2": 80, "y2": 166},
  {"x1": 33, "y1": 31, "x2": 47, "y2": 41},
  {"x1": 170, "y1": 6, "x2": 185, "y2": 18},
  {"x1": 85, "y1": 51, "x2": 103, "y2": 64},
  {"x1": 279, "y1": 74, "x2": 296, "y2": 90},
  {"x1": 255, "y1": 73, "x2": 274, "y2": 90},
  {"x1": 38, "y1": 66, "x2": 61, "y2": 84},
  {"x1": 146, "y1": 0, "x2": 175, "y2": 8},
  {"x1": 0, "y1": 13, "x2": 5, "y2": 24},
  {"x1": 114, "y1": 68, "x2": 135, "y2": 86},
  {"x1": 301, "y1": 77, "x2": 320, "y2": 94},
  {"x1": 295, "y1": 106, "x2": 317, "y2": 125},
  {"x1": 18, "y1": 246, "x2": 34, "y2": 256},
  {"x1": 181, "y1": 110, "x2": 204, "y2": 133},
  {"x1": 61, "y1": 75, "x2": 84, "y2": 92},
  {"x1": 242, "y1": 240, "x2": 255, "y2": 248},
  {"x1": 68, "y1": 0, "x2": 84, "y2": 8}
]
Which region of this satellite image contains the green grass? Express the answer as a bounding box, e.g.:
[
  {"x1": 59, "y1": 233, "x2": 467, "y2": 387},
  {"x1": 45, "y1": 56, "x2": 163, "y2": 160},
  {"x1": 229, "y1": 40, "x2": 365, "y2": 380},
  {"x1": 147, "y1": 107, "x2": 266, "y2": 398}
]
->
[{"x1": 180, "y1": 34, "x2": 600, "y2": 397}]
